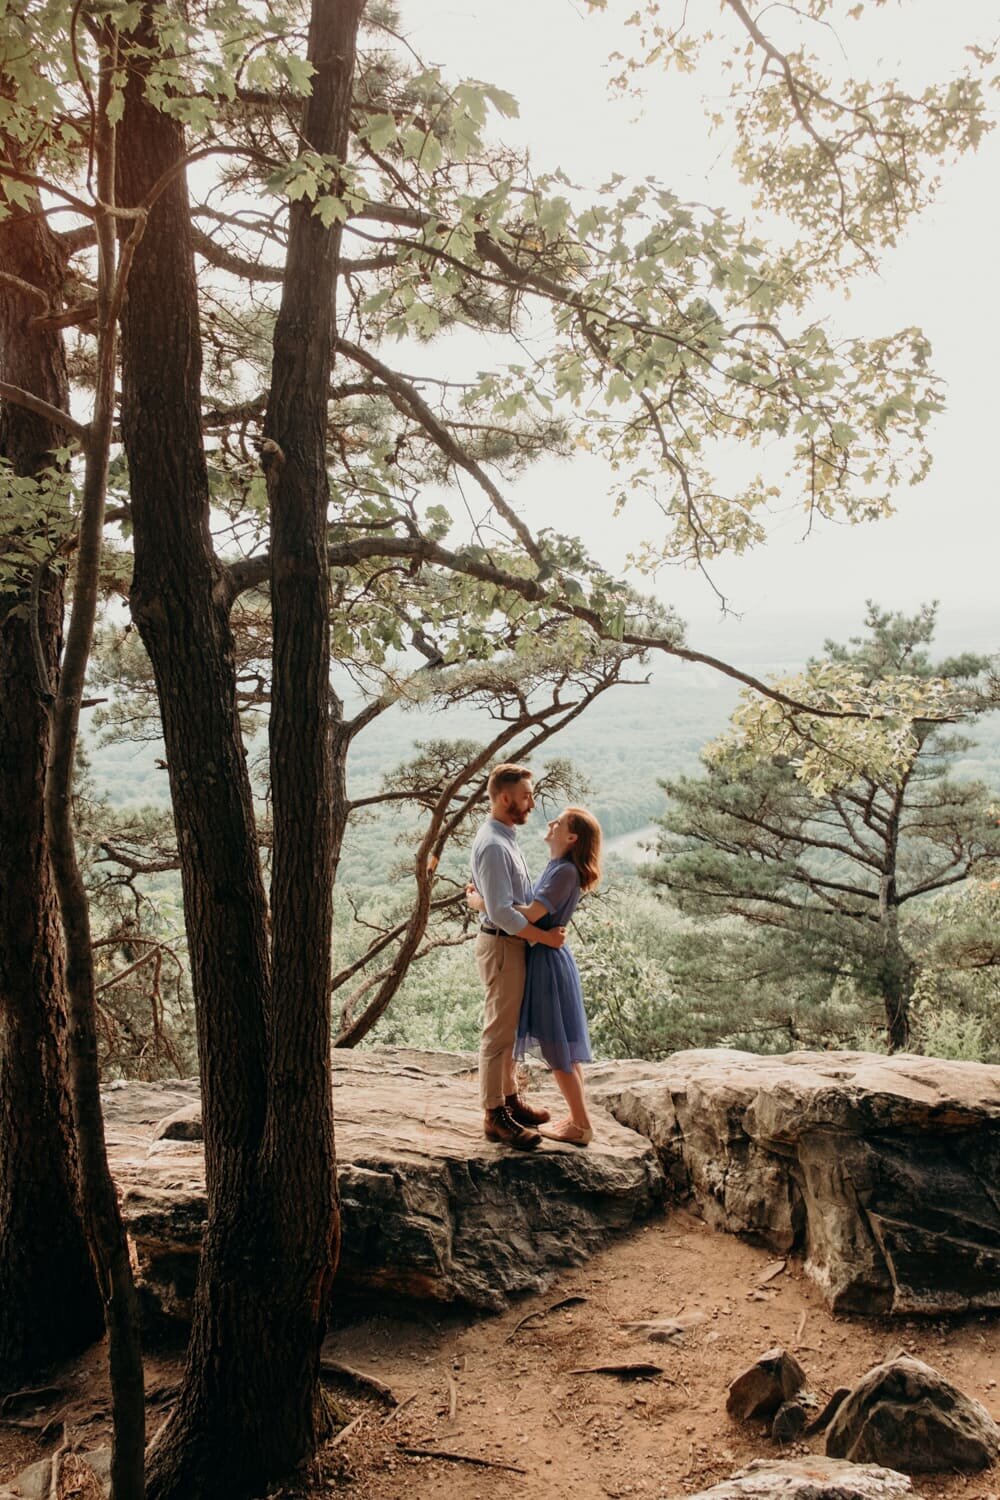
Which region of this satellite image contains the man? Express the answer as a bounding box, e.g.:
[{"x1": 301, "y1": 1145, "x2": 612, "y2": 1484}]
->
[{"x1": 469, "y1": 764, "x2": 566, "y2": 1149}]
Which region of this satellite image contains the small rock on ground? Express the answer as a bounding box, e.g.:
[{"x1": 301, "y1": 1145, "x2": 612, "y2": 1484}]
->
[
  {"x1": 683, "y1": 1455, "x2": 913, "y2": 1498},
  {"x1": 727, "y1": 1347, "x2": 808, "y2": 1421}
]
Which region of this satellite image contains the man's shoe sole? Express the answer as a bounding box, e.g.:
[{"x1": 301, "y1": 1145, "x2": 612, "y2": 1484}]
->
[{"x1": 484, "y1": 1126, "x2": 541, "y2": 1150}]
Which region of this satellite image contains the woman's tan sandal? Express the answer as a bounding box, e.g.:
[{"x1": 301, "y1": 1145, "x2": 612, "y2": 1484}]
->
[{"x1": 540, "y1": 1119, "x2": 593, "y2": 1147}]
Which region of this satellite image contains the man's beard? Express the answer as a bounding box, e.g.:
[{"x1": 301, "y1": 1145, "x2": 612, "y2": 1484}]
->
[{"x1": 510, "y1": 807, "x2": 531, "y2": 825}]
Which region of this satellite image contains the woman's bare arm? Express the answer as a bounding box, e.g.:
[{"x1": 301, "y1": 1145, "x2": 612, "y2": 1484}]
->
[{"x1": 514, "y1": 899, "x2": 548, "y2": 922}]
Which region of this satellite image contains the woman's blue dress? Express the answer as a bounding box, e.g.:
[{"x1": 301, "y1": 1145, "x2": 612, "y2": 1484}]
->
[{"x1": 514, "y1": 857, "x2": 592, "y2": 1073}]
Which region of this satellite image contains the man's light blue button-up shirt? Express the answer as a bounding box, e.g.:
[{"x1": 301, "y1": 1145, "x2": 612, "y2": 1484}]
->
[{"x1": 470, "y1": 817, "x2": 533, "y2": 935}]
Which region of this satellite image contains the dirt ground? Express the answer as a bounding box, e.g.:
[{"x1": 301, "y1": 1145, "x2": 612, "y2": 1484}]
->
[{"x1": 3, "y1": 1208, "x2": 999, "y2": 1500}]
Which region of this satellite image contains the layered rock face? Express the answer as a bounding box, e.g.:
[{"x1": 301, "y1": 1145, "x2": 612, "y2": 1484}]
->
[
  {"x1": 103, "y1": 1048, "x2": 663, "y2": 1325},
  {"x1": 103, "y1": 1046, "x2": 1000, "y2": 1326},
  {"x1": 589, "y1": 1049, "x2": 1000, "y2": 1316}
]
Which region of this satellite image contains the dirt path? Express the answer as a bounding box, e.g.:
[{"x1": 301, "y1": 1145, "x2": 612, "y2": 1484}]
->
[
  {"x1": 3, "y1": 1209, "x2": 998, "y2": 1499},
  {"x1": 312, "y1": 1209, "x2": 1000, "y2": 1500}
]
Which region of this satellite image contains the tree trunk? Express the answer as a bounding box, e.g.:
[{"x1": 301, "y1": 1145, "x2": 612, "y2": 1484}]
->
[
  {"x1": 116, "y1": 47, "x2": 271, "y2": 1500},
  {"x1": 42, "y1": 50, "x2": 147, "y2": 1496},
  {"x1": 115, "y1": 3, "x2": 361, "y2": 1492},
  {"x1": 0, "y1": 176, "x2": 103, "y2": 1388},
  {"x1": 877, "y1": 917, "x2": 914, "y2": 1053},
  {"x1": 257, "y1": 0, "x2": 365, "y2": 1461},
  {"x1": 878, "y1": 785, "x2": 913, "y2": 1053}
]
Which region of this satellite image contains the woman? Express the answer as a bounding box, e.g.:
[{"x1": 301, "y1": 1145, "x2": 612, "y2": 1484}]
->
[{"x1": 472, "y1": 805, "x2": 601, "y2": 1146}]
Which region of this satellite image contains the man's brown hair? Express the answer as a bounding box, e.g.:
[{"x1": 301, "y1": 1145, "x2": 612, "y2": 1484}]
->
[{"x1": 487, "y1": 763, "x2": 532, "y2": 801}]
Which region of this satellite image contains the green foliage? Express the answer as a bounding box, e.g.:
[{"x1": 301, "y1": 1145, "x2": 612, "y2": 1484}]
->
[
  {"x1": 646, "y1": 605, "x2": 1000, "y2": 1050},
  {"x1": 72, "y1": 757, "x2": 194, "y2": 1079},
  {"x1": 599, "y1": 0, "x2": 994, "y2": 274},
  {"x1": 574, "y1": 887, "x2": 689, "y2": 1060},
  {"x1": 0, "y1": 460, "x2": 73, "y2": 593},
  {"x1": 6, "y1": 0, "x2": 998, "y2": 1076},
  {"x1": 366, "y1": 936, "x2": 483, "y2": 1053}
]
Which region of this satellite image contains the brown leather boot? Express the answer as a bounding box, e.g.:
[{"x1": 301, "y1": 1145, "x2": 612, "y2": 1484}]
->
[
  {"x1": 505, "y1": 1092, "x2": 551, "y2": 1127},
  {"x1": 483, "y1": 1105, "x2": 541, "y2": 1150}
]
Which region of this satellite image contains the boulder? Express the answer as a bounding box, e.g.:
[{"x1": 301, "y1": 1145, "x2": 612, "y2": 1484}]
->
[
  {"x1": 682, "y1": 1457, "x2": 912, "y2": 1499},
  {"x1": 589, "y1": 1048, "x2": 1000, "y2": 1316},
  {"x1": 825, "y1": 1356, "x2": 1000, "y2": 1472},
  {"x1": 0, "y1": 1448, "x2": 110, "y2": 1500},
  {"x1": 103, "y1": 1048, "x2": 663, "y2": 1325},
  {"x1": 726, "y1": 1347, "x2": 808, "y2": 1422}
]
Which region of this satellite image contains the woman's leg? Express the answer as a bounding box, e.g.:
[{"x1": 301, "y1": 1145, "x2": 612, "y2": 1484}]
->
[{"x1": 549, "y1": 1063, "x2": 591, "y2": 1131}]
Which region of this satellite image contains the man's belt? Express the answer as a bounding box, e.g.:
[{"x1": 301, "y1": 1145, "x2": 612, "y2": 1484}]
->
[{"x1": 479, "y1": 923, "x2": 524, "y2": 940}]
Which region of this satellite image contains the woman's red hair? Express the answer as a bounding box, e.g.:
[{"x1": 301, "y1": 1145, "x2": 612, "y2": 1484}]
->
[{"x1": 565, "y1": 806, "x2": 602, "y2": 892}]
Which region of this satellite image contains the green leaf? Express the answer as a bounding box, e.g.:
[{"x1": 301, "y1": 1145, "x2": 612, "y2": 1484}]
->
[
  {"x1": 275, "y1": 54, "x2": 316, "y2": 94},
  {"x1": 314, "y1": 194, "x2": 347, "y2": 227},
  {"x1": 363, "y1": 287, "x2": 394, "y2": 314},
  {"x1": 481, "y1": 83, "x2": 520, "y2": 119},
  {"x1": 363, "y1": 113, "x2": 397, "y2": 152}
]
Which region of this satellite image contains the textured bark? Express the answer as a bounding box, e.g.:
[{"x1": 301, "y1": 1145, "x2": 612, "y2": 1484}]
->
[
  {"x1": 117, "y1": 52, "x2": 270, "y2": 1500},
  {"x1": 115, "y1": 4, "x2": 362, "y2": 1493},
  {"x1": 258, "y1": 0, "x2": 365, "y2": 1456},
  {"x1": 0, "y1": 177, "x2": 103, "y2": 1388},
  {"x1": 42, "y1": 56, "x2": 147, "y2": 1496},
  {"x1": 876, "y1": 783, "x2": 912, "y2": 1053}
]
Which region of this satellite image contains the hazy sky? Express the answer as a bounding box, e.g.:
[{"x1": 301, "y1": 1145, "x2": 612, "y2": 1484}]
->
[{"x1": 398, "y1": 1, "x2": 999, "y2": 658}]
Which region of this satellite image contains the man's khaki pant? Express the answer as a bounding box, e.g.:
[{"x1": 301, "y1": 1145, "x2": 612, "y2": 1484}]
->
[{"x1": 476, "y1": 932, "x2": 526, "y2": 1110}]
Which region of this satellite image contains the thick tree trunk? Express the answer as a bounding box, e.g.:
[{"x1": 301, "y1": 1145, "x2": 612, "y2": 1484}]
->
[
  {"x1": 259, "y1": 0, "x2": 365, "y2": 1458},
  {"x1": 115, "y1": 3, "x2": 361, "y2": 1492},
  {"x1": 116, "y1": 53, "x2": 271, "y2": 1500},
  {"x1": 0, "y1": 186, "x2": 103, "y2": 1388}
]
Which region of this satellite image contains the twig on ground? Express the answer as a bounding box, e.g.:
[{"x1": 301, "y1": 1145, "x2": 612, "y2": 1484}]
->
[
  {"x1": 46, "y1": 1438, "x2": 69, "y2": 1500},
  {"x1": 396, "y1": 1443, "x2": 527, "y2": 1474},
  {"x1": 320, "y1": 1357, "x2": 398, "y2": 1406},
  {"x1": 381, "y1": 1392, "x2": 416, "y2": 1427},
  {"x1": 570, "y1": 1362, "x2": 667, "y2": 1380},
  {"x1": 330, "y1": 1413, "x2": 365, "y2": 1448},
  {"x1": 503, "y1": 1293, "x2": 588, "y2": 1343},
  {"x1": 0, "y1": 1384, "x2": 64, "y2": 1415}
]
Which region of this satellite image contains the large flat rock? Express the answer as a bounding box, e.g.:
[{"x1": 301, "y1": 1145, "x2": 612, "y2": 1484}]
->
[
  {"x1": 104, "y1": 1047, "x2": 1000, "y2": 1325},
  {"x1": 103, "y1": 1048, "x2": 664, "y2": 1324},
  {"x1": 588, "y1": 1048, "x2": 1000, "y2": 1316}
]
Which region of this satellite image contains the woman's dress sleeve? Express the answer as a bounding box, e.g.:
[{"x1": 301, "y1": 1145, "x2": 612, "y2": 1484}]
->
[{"x1": 532, "y1": 860, "x2": 579, "y2": 915}]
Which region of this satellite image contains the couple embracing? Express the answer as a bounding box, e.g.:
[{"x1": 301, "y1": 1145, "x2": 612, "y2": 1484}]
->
[{"x1": 467, "y1": 763, "x2": 602, "y2": 1151}]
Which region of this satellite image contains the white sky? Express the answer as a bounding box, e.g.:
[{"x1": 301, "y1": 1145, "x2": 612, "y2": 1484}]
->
[{"x1": 399, "y1": 0, "x2": 1000, "y2": 658}]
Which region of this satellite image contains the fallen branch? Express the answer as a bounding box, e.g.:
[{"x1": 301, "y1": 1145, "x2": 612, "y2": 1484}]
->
[
  {"x1": 319, "y1": 1358, "x2": 398, "y2": 1406},
  {"x1": 46, "y1": 1438, "x2": 69, "y2": 1500},
  {"x1": 619, "y1": 1310, "x2": 708, "y2": 1343},
  {"x1": 794, "y1": 1310, "x2": 807, "y2": 1349},
  {"x1": 381, "y1": 1392, "x2": 416, "y2": 1427},
  {"x1": 503, "y1": 1293, "x2": 587, "y2": 1344},
  {"x1": 330, "y1": 1413, "x2": 365, "y2": 1448},
  {"x1": 0, "y1": 1383, "x2": 64, "y2": 1415},
  {"x1": 396, "y1": 1444, "x2": 527, "y2": 1475}
]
